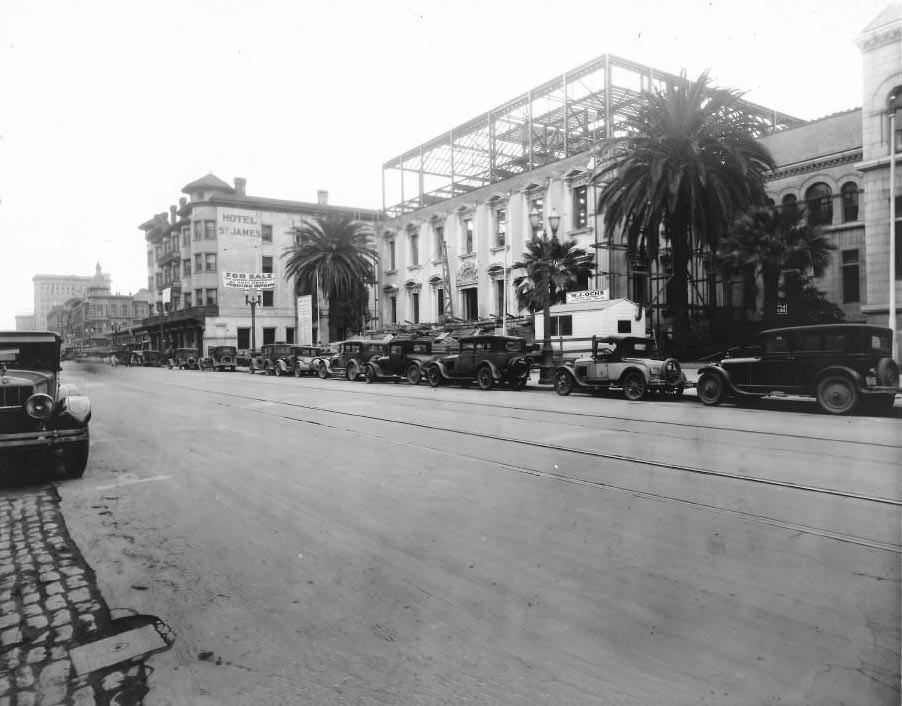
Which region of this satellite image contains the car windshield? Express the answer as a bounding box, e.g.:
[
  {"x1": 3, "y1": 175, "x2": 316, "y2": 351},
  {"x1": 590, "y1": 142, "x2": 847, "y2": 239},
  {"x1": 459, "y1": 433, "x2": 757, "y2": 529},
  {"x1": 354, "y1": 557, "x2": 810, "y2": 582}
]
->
[{"x1": 0, "y1": 343, "x2": 59, "y2": 370}]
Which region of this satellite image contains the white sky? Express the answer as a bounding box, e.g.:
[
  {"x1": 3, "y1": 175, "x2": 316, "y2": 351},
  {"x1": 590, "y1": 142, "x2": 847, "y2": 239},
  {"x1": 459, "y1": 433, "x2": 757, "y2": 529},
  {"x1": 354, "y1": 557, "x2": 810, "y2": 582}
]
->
[{"x1": 0, "y1": 0, "x2": 894, "y2": 327}]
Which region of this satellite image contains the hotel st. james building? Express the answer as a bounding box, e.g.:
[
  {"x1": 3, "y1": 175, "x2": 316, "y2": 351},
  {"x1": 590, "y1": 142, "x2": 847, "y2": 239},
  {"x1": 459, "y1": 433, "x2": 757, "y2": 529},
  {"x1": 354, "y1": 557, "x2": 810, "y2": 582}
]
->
[
  {"x1": 137, "y1": 174, "x2": 378, "y2": 354},
  {"x1": 378, "y1": 6, "x2": 901, "y2": 345}
]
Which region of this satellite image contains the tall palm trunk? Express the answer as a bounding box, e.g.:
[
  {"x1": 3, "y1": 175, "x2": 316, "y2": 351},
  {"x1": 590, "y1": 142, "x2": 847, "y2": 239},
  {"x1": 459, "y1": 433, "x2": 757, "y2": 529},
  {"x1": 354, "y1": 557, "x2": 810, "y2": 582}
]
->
[{"x1": 670, "y1": 223, "x2": 692, "y2": 338}]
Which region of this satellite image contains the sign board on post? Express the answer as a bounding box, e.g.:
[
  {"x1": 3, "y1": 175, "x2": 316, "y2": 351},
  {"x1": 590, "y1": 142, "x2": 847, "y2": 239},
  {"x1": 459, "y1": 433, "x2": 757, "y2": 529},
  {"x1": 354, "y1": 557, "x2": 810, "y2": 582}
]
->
[
  {"x1": 223, "y1": 273, "x2": 275, "y2": 290},
  {"x1": 297, "y1": 295, "x2": 313, "y2": 345}
]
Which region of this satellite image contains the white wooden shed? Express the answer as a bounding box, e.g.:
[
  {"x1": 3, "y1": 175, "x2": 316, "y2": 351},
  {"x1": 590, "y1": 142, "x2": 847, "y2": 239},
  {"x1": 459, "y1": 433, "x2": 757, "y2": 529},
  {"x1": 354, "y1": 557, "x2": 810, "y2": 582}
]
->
[{"x1": 534, "y1": 298, "x2": 646, "y2": 357}]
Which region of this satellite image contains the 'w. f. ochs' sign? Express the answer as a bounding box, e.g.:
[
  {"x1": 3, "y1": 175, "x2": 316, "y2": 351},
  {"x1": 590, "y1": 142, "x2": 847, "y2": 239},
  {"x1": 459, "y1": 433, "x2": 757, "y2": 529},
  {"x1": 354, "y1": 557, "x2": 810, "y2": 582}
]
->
[
  {"x1": 223, "y1": 272, "x2": 275, "y2": 290},
  {"x1": 566, "y1": 289, "x2": 609, "y2": 303}
]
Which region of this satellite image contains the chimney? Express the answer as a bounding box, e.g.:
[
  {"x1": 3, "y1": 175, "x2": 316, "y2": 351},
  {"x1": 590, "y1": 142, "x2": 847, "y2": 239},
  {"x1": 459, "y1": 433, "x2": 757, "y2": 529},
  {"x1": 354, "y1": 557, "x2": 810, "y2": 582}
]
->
[
  {"x1": 169, "y1": 205, "x2": 177, "y2": 225},
  {"x1": 234, "y1": 177, "x2": 246, "y2": 196},
  {"x1": 178, "y1": 197, "x2": 187, "y2": 210},
  {"x1": 317, "y1": 189, "x2": 328, "y2": 206}
]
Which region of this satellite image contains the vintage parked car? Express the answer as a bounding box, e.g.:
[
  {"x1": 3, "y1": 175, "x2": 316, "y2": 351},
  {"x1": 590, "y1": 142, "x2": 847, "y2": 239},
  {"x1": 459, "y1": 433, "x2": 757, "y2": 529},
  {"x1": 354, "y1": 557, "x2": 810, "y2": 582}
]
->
[
  {"x1": 0, "y1": 331, "x2": 91, "y2": 478},
  {"x1": 110, "y1": 349, "x2": 132, "y2": 366},
  {"x1": 364, "y1": 339, "x2": 439, "y2": 385},
  {"x1": 696, "y1": 323, "x2": 899, "y2": 415},
  {"x1": 202, "y1": 345, "x2": 238, "y2": 372},
  {"x1": 250, "y1": 343, "x2": 294, "y2": 376},
  {"x1": 167, "y1": 347, "x2": 201, "y2": 370},
  {"x1": 425, "y1": 335, "x2": 532, "y2": 390},
  {"x1": 291, "y1": 346, "x2": 327, "y2": 377},
  {"x1": 139, "y1": 350, "x2": 162, "y2": 367},
  {"x1": 312, "y1": 340, "x2": 389, "y2": 381},
  {"x1": 552, "y1": 335, "x2": 686, "y2": 400}
]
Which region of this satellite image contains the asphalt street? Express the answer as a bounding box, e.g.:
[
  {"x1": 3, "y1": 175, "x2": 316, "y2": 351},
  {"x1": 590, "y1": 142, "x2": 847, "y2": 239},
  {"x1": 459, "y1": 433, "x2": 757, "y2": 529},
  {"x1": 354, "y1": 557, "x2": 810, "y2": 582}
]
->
[{"x1": 3, "y1": 361, "x2": 900, "y2": 705}]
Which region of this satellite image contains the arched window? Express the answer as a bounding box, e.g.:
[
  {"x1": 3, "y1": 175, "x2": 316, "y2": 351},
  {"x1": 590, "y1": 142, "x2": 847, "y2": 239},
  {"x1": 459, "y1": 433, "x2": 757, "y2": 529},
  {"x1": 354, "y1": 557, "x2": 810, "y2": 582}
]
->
[
  {"x1": 841, "y1": 182, "x2": 859, "y2": 222},
  {"x1": 805, "y1": 183, "x2": 833, "y2": 226},
  {"x1": 781, "y1": 194, "x2": 798, "y2": 218}
]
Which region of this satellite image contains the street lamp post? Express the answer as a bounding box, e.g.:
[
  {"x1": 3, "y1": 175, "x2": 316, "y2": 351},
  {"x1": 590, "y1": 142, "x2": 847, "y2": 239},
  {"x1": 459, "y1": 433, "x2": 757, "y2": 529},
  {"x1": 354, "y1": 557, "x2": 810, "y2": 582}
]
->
[
  {"x1": 529, "y1": 206, "x2": 561, "y2": 384},
  {"x1": 889, "y1": 90, "x2": 898, "y2": 359},
  {"x1": 245, "y1": 288, "x2": 262, "y2": 354}
]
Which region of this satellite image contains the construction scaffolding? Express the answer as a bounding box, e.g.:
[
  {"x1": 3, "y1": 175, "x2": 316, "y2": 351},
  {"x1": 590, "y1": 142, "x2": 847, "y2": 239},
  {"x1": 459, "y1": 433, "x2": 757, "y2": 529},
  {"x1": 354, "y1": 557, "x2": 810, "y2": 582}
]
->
[{"x1": 382, "y1": 54, "x2": 804, "y2": 217}]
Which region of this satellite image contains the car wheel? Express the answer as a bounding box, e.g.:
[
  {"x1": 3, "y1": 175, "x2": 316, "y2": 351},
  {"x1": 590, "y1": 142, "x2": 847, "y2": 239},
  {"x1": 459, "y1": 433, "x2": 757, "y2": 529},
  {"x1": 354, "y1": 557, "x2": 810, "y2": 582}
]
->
[
  {"x1": 318, "y1": 363, "x2": 328, "y2": 379},
  {"x1": 294, "y1": 366, "x2": 303, "y2": 378},
  {"x1": 554, "y1": 370, "x2": 574, "y2": 396},
  {"x1": 62, "y1": 435, "x2": 89, "y2": 479},
  {"x1": 697, "y1": 373, "x2": 724, "y2": 406},
  {"x1": 274, "y1": 365, "x2": 282, "y2": 377},
  {"x1": 621, "y1": 371, "x2": 646, "y2": 401},
  {"x1": 406, "y1": 364, "x2": 422, "y2": 386},
  {"x1": 816, "y1": 375, "x2": 859, "y2": 415},
  {"x1": 477, "y1": 366, "x2": 494, "y2": 391},
  {"x1": 364, "y1": 365, "x2": 376, "y2": 384},
  {"x1": 346, "y1": 361, "x2": 359, "y2": 381},
  {"x1": 426, "y1": 365, "x2": 443, "y2": 387}
]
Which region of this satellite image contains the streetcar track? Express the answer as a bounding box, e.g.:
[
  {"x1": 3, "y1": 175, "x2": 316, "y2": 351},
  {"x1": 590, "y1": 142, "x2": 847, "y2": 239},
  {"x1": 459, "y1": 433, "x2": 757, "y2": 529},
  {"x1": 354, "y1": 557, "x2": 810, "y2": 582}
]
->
[
  {"x1": 119, "y1": 376, "x2": 901, "y2": 508},
  {"x1": 258, "y1": 401, "x2": 900, "y2": 554}
]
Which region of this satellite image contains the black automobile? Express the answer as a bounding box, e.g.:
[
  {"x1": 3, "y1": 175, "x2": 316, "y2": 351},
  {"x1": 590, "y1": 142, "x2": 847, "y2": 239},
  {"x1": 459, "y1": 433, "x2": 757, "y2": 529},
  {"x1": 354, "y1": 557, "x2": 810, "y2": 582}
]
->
[
  {"x1": 696, "y1": 323, "x2": 899, "y2": 415},
  {"x1": 167, "y1": 347, "x2": 201, "y2": 370},
  {"x1": 364, "y1": 339, "x2": 439, "y2": 385},
  {"x1": 425, "y1": 335, "x2": 531, "y2": 390},
  {"x1": 203, "y1": 345, "x2": 238, "y2": 372},
  {"x1": 312, "y1": 340, "x2": 389, "y2": 381},
  {"x1": 0, "y1": 331, "x2": 91, "y2": 478}
]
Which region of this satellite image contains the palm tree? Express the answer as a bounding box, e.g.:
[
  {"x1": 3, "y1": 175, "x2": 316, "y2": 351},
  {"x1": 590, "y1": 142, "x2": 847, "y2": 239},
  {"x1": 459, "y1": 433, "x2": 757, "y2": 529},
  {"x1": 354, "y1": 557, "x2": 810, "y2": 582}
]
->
[
  {"x1": 591, "y1": 70, "x2": 775, "y2": 340},
  {"x1": 718, "y1": 205, "x2": 835, "y2": 325},
  {"x1": 512, "y1": 230, "x2": 593, "y2": 382},
  {"x1": 282, "y1": 214, "x2": 378, "y2": 342}
]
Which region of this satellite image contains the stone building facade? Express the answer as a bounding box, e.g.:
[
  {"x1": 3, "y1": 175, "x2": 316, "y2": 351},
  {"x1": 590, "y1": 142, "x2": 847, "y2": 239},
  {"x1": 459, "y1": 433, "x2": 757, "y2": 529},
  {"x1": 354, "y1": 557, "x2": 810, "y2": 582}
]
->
[
  {"x1": 32, "y1": 269, "x2": 110, "y2": 331},
  {"x1": 136, "y1": 174, "x2": 379, "y2": 356},
  {"x1": 378, "y1": 6, "x2": 902, "y2": 352}
]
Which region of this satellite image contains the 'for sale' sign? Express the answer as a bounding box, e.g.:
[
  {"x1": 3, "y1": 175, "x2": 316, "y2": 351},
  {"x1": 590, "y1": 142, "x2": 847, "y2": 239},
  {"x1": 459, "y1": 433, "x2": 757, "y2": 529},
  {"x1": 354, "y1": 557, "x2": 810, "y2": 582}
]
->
[{"x1": 223, "y1": 272, "x2": 275, "y2": 290}]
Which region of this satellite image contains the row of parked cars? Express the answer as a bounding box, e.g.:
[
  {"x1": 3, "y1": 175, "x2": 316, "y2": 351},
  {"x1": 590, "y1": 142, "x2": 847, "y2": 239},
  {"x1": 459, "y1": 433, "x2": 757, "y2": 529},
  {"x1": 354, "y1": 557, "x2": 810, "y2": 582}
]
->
[{"x1": 168, "y1": 323, "x2": 899, "y2": 415}]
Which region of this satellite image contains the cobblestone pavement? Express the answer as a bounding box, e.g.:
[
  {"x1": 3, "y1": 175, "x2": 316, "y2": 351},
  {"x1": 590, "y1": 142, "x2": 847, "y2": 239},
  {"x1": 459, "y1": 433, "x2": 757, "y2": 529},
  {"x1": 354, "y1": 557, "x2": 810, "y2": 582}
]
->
[{"x1": 0, "y1": 486, "x2": 168, "y2": 706}]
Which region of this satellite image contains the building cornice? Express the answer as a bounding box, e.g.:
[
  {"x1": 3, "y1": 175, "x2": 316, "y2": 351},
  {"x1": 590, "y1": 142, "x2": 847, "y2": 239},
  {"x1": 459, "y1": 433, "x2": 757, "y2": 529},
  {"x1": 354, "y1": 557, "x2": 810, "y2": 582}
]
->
[
  {"x1": 766, "y1": 148, "x2": 863, "y2": 180},
  {"x1": 856, "y1": 16, "x2": 902, "y2": 52}
]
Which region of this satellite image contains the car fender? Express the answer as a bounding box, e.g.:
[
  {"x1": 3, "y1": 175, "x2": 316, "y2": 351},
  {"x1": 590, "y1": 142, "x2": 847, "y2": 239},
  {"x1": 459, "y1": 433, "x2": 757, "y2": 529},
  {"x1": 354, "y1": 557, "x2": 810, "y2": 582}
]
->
[
  {"x1": 428, "y1": 359, "x2": 450, "y2": 379},
  {"x1": 617, "y1": 364, "x2": 649, "y2": 385},
  {"x1": 695, "y1": 363, "x2": 744, "y2": 396},
  {"x1": 478, "y1": 359, "x2": 502, "y2": 380},
  {"x1": 812, "y1": 365, "x2": 866, "y2": 392},
  {"x1": 56, "y1": 394, "x2": 91, "y2": 424},
  {"x1": 312, "y1": 356, "x2": 333, "y2": 373},
  {"x1": 367, "y1": 360, "x2": 387, "y2": 377},
  {"x1": 276, "y1": 358, "x2": 289, "y2": 373}
]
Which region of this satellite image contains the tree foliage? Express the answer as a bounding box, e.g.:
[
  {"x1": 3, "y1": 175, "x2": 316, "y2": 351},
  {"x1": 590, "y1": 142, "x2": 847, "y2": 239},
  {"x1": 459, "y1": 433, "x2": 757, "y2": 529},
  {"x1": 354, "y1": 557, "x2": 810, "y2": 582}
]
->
[
  {"x1": 591, "y1": 71, "x2": 775, "y2": 336},
  {"x1": 512, "y1": 235, "x2": 594, "y2": 312},
  {"x1": 282, "y1": 214, "x2": 378, "y2": 341}
]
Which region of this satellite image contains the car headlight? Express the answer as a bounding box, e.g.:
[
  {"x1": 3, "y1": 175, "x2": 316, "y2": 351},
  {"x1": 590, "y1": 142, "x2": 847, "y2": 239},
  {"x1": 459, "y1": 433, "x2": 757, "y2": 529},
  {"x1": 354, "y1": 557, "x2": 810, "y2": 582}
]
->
[{"x1": 25, "y1": 393, "x2": 55, "y2": 420}]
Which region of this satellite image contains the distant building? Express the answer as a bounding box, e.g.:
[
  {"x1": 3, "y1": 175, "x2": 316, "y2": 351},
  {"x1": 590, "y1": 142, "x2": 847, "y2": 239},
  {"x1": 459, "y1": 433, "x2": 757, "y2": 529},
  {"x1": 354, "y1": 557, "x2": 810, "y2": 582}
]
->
[
  {"x1": 44, "y1": 265, "x2": 152, "y2": 353},
  {"x1": 32, "y1": 267, "x2": 111, "y2": 331},
  {"x1": 135, "y1": 174, "x2": 380, "y2": 355},
  {"x1": 14, "y1": 315, "x2": 35, "y2": 331}
]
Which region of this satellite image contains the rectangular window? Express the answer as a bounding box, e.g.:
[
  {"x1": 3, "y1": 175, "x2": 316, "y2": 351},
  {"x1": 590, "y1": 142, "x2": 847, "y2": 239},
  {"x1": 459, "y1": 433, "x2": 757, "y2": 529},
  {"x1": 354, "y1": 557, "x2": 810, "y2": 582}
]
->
[
  {"x1": 842, "y1": 250, "x2": 860, "y2": 303},
  {"x1": 436, "y1": 288, "x2": 444, "y2": 319},
  {"x1": 195, "y1": 289, "x2": 204, "y2": 306},
  {"x1": 193, "y1": 221, "x2": 202, "y2": 240},
  {"x1": 286, "y1": 327, "x2": 295, "y2": 344},
  {"x1": 496, "y1": 280, "x2": 505, "y2": 316},
  {"x1": 262, "y1": 256, "x2": 273, "y2": 274},
  {"x1": 206, "y1": 289, "x2": 217, "y2": 305},
  {"x1": 464, "y1": 219, "x2": 474, "y2": 253},
  {"x1": 263, "y1": 328, "x2": 276, "y2": 345},
  {"x1": 182, "y1": 227, "x2": 190, "y2": 247},
  {"x1": 183, "y1": 292, "x2": 192, "y2": 308},
  {"x1": 410, "y1": 233, "x2": 419, "y2": 266},
  {"x1": 462, "y1": 288, "x2": 478, "y2": 320},
  {"x1": 205, "y1": 253, "x2": 217, "y2": 272},
  {"x1": 434, "y1": 225, "x2": 444, "y2": 260},
  {"x1": 495, "y1": 210, "x2": 506, "y2": 247},
  {"x1": 194, "y1": 254, "x2": 202, "y2": 271},
  {"x1": 262, "y1": 290, "x2": 274, "y2": 307},
  {"x1": 388, "y1": 241, "x2": 396, "y2": 271},
  {"x1": 205, "y1": 221, "x2": 216, "y2": 239},
  {"x1": 262, "y1": 224, "x2": 273, "y2": 242},
  {"x1": 617, "y1": 319, "x2": 631, "y2": 334},
  {"x1": 183, "y1": 259, "x2": 191, "y2": 276},
  {"x1": 549, "y1": 315, "x2": 573, "y2": 336},
  {"x1": 237, "y1": 327, "x2": 250, "y2": 349},
  {"x1": 389, "y1": 296, "x2": 397, "y2": 324},
  {"x1": 411, "y1": 292, "x2": 420, "y2": 324},
  {"x1": 530, "y1": 195, "x2": 544, "y2": 228},
  {"x1": 573, "y1": 185, "x2": 588, "y2": 229}
]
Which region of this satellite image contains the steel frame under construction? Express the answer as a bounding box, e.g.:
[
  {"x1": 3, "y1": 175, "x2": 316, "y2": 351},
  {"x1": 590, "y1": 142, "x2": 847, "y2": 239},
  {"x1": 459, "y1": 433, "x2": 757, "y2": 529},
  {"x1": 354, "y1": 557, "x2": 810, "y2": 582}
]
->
[{"x1": 382, "y1": 54, "x2": 804, "y2": 217}]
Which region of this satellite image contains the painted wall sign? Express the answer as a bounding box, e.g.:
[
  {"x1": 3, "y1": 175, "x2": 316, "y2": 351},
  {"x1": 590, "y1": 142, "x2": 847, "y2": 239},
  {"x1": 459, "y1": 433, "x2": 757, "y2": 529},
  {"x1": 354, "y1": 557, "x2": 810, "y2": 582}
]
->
[{"x1": 218, "y1": 208, "x2": 262, "y2": 238}]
